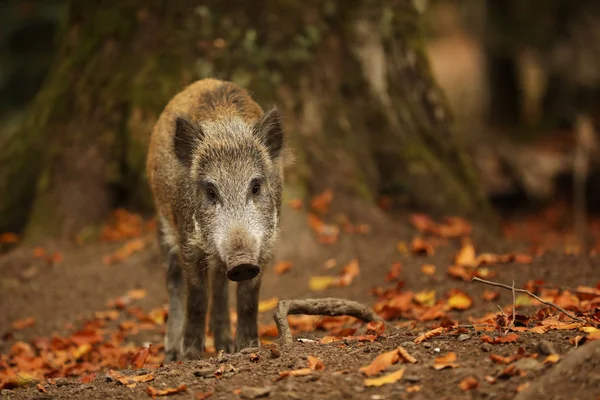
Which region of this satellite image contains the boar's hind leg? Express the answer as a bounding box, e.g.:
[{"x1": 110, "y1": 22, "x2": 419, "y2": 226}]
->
[
  {"x1": 182, "y1": 258, "x2": 209, "y2": 359},
  {"x1": 235, "y1": 275, "x2": 262, "y2": 351},
  {"x1": 164, "y1": 252, "x2": 185, "y2": 362},
  {"x1": 210, "y1": 263, "x2": 233, "y2": 352}
]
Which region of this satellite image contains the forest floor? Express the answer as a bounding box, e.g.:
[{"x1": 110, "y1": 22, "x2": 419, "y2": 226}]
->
[{"x1": 0, "y1": 194, "x2": 599, "y2": 400}]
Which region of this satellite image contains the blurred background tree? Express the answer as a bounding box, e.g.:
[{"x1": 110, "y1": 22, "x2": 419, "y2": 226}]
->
[{"x1": 0, "y1": 0, "x2": 489, "y2": 241}]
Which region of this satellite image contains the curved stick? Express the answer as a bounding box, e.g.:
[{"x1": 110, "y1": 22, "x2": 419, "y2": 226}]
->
[{"x1": 273, "y1": 298, "x2": 385, "y2": 346}]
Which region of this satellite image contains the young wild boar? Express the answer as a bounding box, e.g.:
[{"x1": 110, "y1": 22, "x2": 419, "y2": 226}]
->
[{"x1": 146, "y1": 79, "x2": 285, "y2": 361}]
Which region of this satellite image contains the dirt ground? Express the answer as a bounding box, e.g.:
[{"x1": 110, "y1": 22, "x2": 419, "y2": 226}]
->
[{"x1": 1, "y1": 197, "x2": 599, "y2": 400}]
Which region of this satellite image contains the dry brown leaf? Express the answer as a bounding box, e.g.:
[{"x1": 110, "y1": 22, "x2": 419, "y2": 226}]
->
[
  {"x1": 543, "y1": 354, "x2": 560, "y2": 364},
  {"x1": 411, "y1": 237, "x2": 434, "y2": 255},
  {"x1": 365, "y1": 321, "x2": 386, "y2": 337},
  {"x1": 459, "y1": 376, "x2": 479, "y2": 391},
  {"x1": 482, "y1": 290, "x2": 500, "y2": 302},
  {"x1": 421, "y1": 264, "x2": 436, "y2": 276},
  {"x1": 195, "y1": 391, "x2": 214, "y2": 400},
  {"x1": 433, "y1": 352, "x2": 458, "y2": 370},
  {"x1": 311, "y1": 189, "x2": 333, "y2": 214},
  {"x1": 12, "y1": 317, "x2": 36, "y2": 330},
  {"x1": 103, "y1": 238, "x2": 146, "y2": 265},
  {"x1": 447, "y1": 290, "x2": 473, "y2": 310},
  {"x1": 363, "y1": 368, "x2": 405, "y2": 387},
  {"x1": 274, "y1": 261, "x2": 293, "y2": 275},
  {"x1": 386, "y1": 262, "x2": 403, "y2": 281},
  {"x1": 481, "y1": 334, "x2": 520, "y2": 344},
  {"x1": 406, "y1": 385, "x2": 422, "y2": 393},
  {"x1": 36, "y1": 383, "x2": 46, "y2": 393},
  {"x1": 455, "y1": 241, "x2": 476, "y2": 267},
  {"x1": 359, "y1": 348, "x2": 401, "y2": 376},
  {"x1": 131, "y1": 345, "x2": 151, "y2": 369},
  {"x1": 146, "y1": 384, "x2": 187, "y2": 398},
  {"x1": 79, "y1": 373, "x2": 97, "y2": 383},
  {"x1": 278, "y1": 368, "x2": 312, "y2": 379},
  {"x1": 414, "y1": 327, "x2": 444, "y2": 344},
  {"x1": 258, "y1": 297, "x2": 279, "y2": 313},
  {"x1": 0, "y1": 232, "x2": 19, "y2": 244},
  {"x1": 397, "y1": 346, "x2": 417, "y2": 364},
  {"x1": 307, "y1": 355, "x2": 324, "y2": 371}
]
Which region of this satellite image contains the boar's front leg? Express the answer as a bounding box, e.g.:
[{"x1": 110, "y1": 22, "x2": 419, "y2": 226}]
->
[
  {"x1": 235, "y1": 274, "x2": 262, "y2": 351},
  {"x1": 210, "y1": 262, "x2": 233, "y2": 352},
  {"x1": 164, "y1": 252, "x2": 185, "y2": 362},
  {"x1": 182, "y1": 257, "x2": 209, "y2": 359}
]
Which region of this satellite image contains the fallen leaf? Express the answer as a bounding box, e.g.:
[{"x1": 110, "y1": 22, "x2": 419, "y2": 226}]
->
[
  {"x1": 278, "y1": 367, "x2": 312, "y2": 379},
  {"x1": 447, "y1": 265, "x2": 473, "y2": 281},
  {"x1": 79, "y1": 373, "x2": 97, "y2": 383},
  {"x1": 0, "y1": 232, "x2": 19, "y2": 244},
  {"x1": 309, "y1": 276, "x2": 337, "y2": 291},
  {"x1": 414, "y1": 327, "x2": 444, "y2": 344},
  {"x1": 249, "y1": 353, "x2": 260, "y2": 362},
  {"x1": 459, "y1": 376, "x2": 479, "y2": 391},
  {"x1": 396, "y1": 241, "x2": 409, "y2": 256},
  {"x1": 481, "y1": 334, "x2": 520, "y2": 344},
  {"x1": 447, "y1": 290, "x2": 473, "y2": 310},
  {"x1": 310, "y1": 189, "x2": 333, "y2": 214},
  {"x1": 359, "y1": 348, "x2": 401, "y2": 376},
  {"x1": 323, "y1": 259, "x2": 337, "y2": 270},
  {"x1": 406, "y1": 385, "x2": 422, "y2": 392},
  {"x1": 258, "y1": 297, "x2": 279, "y2": 313},
  {"x1": 516, "y1": 382, "x2": 530, "y2": 392},
  {"x1": 397, "y1": 346, "x2": 417, "y2": 364},
  {"x1": 414, "y1": 290, "x2": 436, "y2": 306},
  {"x1": 288, "y1": 199, "x2": 303, "y2": 210},
  {"x1": 274, "y1": 261, "x2": 292, "y2": 275},
  {"x1": 482, "y1": 290, "x2": 500, "y2": 302},
  {"x1": 543, "y1": 354, "x2": 560, "y2": 364},
  {"x1": 195, "y1": 391, "x2": 213, "y2": 399},
  {"x1": 307, "y1": 355, "x2": 324, "y2": 370},
  {"x1": 484, "y1": 375, "x2": 497, "y2": 384},
  {"x1": 365, "y1": 321, "x2": 386, "y2": 337},
  {"x1": 146, "y1": 384, "x2": 187, "y2": 398},
  {"x1": 36, "y1": 383, "x2": 46, "y2": 393},
  {"x1": 338, "y1": 259, "x2": 360, "y2": 287},
  {"x1": 455, "y1": 240, "x2": 476, "y2": 267},
  {"x1": 386, "y1": 262, "x2": 402, "y2": 281},
  {"x1": 421, "y1": 264, "x2": 436, "y2": 276},
  {"x1": 127, "y1": 289, "x2": 147, "y2": 300},
  {"x1": 411, "y1": 237, "x2": 434, "y2": 255},
  {"x1": 132, "y1": 345, "x2": 151, "y2": 369},
  {"x1": 363, "y1": 368, "x2": 405, "y2": 387},
  {"x1": 12, "y1": 317, "x2": 36, "y2": 330},
  {"x1": 104, "y1": 238, "x2": 146, "y2": 265},
  {"x1": 433, "y1": 352, "x2": 458, "y2": 370}
]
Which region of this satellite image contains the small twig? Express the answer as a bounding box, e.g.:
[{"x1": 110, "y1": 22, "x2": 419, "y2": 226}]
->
[
  {"x1": 471, "y1": 277, "x2": 584, "y2": 322},
  {"x1": 273, "y1": 298, "x2": 388, "y2": 346},
  {"x1": 511, "y1": 280, "x2": 516, "y2": 328},
  {"x1": 497, "y1": 305, "x2": 506, "y2": 318}
]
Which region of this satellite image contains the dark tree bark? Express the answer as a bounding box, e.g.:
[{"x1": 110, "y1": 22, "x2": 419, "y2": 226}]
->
[{"x1": 0, "y1": 0, "x2": 491, "y2": 241}]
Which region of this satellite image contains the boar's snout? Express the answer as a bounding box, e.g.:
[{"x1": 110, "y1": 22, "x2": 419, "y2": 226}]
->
[{"x1": 226, "y1": 263, "x2": 260, "y2": 281}]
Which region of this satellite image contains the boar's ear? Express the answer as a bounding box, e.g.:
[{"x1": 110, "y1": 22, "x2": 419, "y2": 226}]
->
[
  {"x1": 254, "y1": 107, "x2": 284, "y2": 160},
  {"x1": 173, "y1": 116, "x2": 203, "y2": 168}
]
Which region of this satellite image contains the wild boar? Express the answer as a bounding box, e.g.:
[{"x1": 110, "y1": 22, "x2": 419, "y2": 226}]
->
[{"x1": 146, "y1": 79, "x2": 286, "y2": 361}]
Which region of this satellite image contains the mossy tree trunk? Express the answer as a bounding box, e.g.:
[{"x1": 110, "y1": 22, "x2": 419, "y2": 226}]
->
[{"x1": 0, "y1": 0, "x2": 491, "y2": 241}]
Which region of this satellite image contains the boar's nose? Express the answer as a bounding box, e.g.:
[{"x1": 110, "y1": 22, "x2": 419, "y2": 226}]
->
[{"x1": 226, "y1": 263, "x2": 260, "y2": 281}]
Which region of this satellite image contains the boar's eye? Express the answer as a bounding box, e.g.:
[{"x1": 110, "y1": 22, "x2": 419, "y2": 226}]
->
[
  {"x1": 251, "y1": 179, "x2": 261, "y2": 196},
  {"x1": 204, "y1": 183, "x2": 218, "y2": 202}
]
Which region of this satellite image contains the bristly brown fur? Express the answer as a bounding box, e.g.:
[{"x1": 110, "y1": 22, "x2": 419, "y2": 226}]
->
[{"x1": 146, "y1": 78, "x2": 287, "y2": 360}]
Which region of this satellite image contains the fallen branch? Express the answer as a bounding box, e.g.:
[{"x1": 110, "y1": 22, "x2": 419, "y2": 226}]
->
[
  {"x1": 274, "y1": 298, "x2": 386, "y2": 346},
  {"x1": 471, "y1": 277, "x2": 584, "y2": 322}
]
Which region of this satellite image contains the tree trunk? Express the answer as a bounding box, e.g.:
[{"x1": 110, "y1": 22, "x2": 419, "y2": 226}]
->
[{"x1": 1, "y1": 0, "x2": 491, "y2": 241}]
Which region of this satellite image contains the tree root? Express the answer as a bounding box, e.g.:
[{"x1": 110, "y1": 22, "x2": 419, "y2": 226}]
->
[{"x1": 273, "y1": 298, "x2": 386, "y2": 346}]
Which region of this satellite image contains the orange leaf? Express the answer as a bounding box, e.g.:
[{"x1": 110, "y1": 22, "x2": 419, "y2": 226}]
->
[
  {"x1": 195, "y1": 391, "x2": 214, "y2": 400},
  {"x1": 421, "y1": 264, "x2": 436, "y2": 276},
  {"x1": 146, "y1": 384, "x2": 187, "y2": 398},
  {"x1": 459, "y1": 376, "x2": 479, "y2": 391},
  {"x1": 310, "y1": 189, "x2": 333, "y2": 214},
  {"x1": 36, "y1": 383, "x2": 47, "y2": 393},
  {"x1": 338, "y1": 259, "x2": 360, "y2": 287},
  {"x1": 455, "y1": 240, "x2": 476, "y2": 267},
  {"x1": 414, "y1": 327, "x2": 444, "y2": 344},
  {"x1": 132, "y1": 345, "x2": 151, "y2": 369},
  {"x1": 288, "y1": 199, "x2": 303, "y2": 210},
  {"x1": 79, "y1": 373, "x2": 97, "y2": 383},
  {"x1": 274, "y1": 261, "x2": 292, "y2": 275},
  {"x1": 365, "y1": 321, "x2": 386, "y2": 337},
  {"x1": 411, "y1": 237, "x2": 434, "y2": 255},
  {"x1": 103, "y1": 238, "x2": 146, "y2": 265},
  {"x1": 447, "y1": 290, "x2": 473, "y2": 310},
  {"x1": 359, "y1": 348, "x2": 400, "y2": 376},
  {"x1": 406, "y1": 385, "x2": 422, "y2": 393},
  {"x1": 481, "y1": 334, "x2": 519, "y2": 344},
  {"x1": 397, "y1": 346, "x2": 417, "y2": 364},
  {"x1": 249, "y1": 353, "x2": 260, "y2": 362},
  {"x1": 447, "y1": 265, "x2": 473, "y2": 281},
  {"x1": 307, "y1": 355, "x2": 324, "y2": 371},
  {"x1": 543, "y1": 354, "x2": 560, "y2": 364},
  {"x1": 482, "y1": 290, "x2": 499, "y2": 302},
  {"x1": 363, "y1": 368, "x2": 405, "y2": 387},
  {"x1": 12, "y1": 317, "x2": 36, "y2": 330},
  {"x1": 278, "y1": 367, "x2": 312, "y2": 379},
  {"x1": 0, "y1": 232, "x2": 19, "y2": 244},
  {"x1": 433, "y1": 352, "x2": 458, "y2": 370},
  {"x1": 385, "y1": 262, "x2": 402, "y2": 281},
  {"x1": 127, "y1": 289, "x2": 147, "y2": 300}
]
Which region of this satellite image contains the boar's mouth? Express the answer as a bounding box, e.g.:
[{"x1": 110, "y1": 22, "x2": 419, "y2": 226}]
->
[{"x1": 226, "y1": 263, "x2": 260, "y2": 281}]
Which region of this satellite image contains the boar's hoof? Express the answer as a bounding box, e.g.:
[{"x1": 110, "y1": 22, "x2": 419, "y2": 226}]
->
[{"x1": 226, "y1": 264, "x2": 260, "y2": 281}]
